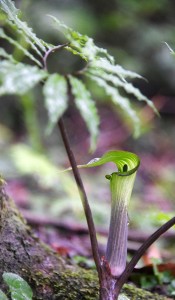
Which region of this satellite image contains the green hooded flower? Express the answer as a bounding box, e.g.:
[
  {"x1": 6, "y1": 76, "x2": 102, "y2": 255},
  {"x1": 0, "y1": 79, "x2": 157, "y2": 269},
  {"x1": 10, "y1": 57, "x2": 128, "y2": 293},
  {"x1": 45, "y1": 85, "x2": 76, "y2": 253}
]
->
[{"x1": 75, "y1": 150, "x2": 140, "y2": 277}]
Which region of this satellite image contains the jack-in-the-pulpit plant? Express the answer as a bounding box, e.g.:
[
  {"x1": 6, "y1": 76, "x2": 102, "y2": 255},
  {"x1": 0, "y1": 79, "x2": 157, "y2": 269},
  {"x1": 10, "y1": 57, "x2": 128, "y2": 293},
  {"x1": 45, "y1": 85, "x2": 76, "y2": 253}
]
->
[
  {"x1": 105, "y1": 153, "x2": 139, "y2": 278},
  {"x1": 77, "y1": 151, "x2": 175, "y2": 300},
  {"x1": 77, "y1": 150, "x2": 140, "y2": 299}
]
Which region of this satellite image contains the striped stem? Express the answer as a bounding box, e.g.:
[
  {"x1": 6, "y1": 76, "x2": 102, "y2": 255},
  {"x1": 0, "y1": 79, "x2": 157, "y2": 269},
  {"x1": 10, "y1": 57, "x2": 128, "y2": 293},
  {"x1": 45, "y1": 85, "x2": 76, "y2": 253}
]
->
[{"x1": 106, "y1": 172, "x2": 136, "y2": 277}]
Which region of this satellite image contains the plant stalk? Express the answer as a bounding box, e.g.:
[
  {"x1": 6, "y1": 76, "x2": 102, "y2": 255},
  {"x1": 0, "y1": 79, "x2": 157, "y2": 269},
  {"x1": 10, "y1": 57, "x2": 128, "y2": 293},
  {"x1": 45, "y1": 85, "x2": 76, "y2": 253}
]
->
[
  {"x1": 58, "y1": 117, "x2": 102, "y2": 278},
  {"x1": 106, "y1": 173, "x2": 135, "y2": 278},
  {"x1": 99, "y1": 259, "x2": 119, "y2": 300},
  {"x1": 99, "y1": 277, "x2": 117, "y2": 300}
]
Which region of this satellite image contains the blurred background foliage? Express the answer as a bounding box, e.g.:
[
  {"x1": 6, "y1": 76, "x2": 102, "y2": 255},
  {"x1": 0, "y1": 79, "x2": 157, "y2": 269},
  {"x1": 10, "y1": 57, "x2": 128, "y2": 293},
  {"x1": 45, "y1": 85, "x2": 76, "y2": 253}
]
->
[{"x1": 0, "y1": 0, "x2": 175, "y2": 254}]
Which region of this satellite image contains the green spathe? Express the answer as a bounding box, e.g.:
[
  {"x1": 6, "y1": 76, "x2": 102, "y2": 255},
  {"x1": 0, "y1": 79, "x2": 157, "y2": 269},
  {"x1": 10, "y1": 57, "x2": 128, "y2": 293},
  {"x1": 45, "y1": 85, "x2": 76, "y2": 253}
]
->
[
  {"x1": 106, "y1": 171, "x2": 137, "y2": 277},
  {"x1": 76, "y1": 150, "x2": 140, "y2": 277}
]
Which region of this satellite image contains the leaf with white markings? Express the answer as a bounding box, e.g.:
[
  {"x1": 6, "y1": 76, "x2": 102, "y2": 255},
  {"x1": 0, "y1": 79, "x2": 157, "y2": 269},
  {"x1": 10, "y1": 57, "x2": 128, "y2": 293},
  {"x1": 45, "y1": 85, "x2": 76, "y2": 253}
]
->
[
  {"x1": 0, "y1": 60, "x2": 47, "y2": 96},
  {"x1": 43, "y1": 74, "x2": 68, "y2": 133},
  {"x1": 3, "y1": 272, "x2": 33, "y2": 300},
  {"x1": 69, "y1": 75, "x2": 99, "y2": 151}
]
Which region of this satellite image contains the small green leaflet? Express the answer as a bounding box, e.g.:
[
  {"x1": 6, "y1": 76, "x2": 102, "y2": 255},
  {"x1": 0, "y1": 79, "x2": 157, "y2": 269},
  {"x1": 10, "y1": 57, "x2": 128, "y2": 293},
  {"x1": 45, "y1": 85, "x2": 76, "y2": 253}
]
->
[
  {"x1": 3, "y1": 272, "x2": 33, "y2": 300},
  {"x1": 0, "y1": 290, "x2": 8, "y2": 300},
  {"x1": 48, "y1": 15, "x2": 89, "y2": 61},
  {"x1": 69, "y1": 75, "x2": 99, "y2": 151},
  {"x1": 0, "y1": 60, "x2": 47, "y2": 96},
  {"x1": 43, "y1": 74, "x2": 68, "y2": 133},
  {"x1": 49, "y1": 16, "x2": 114, "y2": 63},
  {"x1": 76, "y1": 150, "x2": 140, "y2": 176}
]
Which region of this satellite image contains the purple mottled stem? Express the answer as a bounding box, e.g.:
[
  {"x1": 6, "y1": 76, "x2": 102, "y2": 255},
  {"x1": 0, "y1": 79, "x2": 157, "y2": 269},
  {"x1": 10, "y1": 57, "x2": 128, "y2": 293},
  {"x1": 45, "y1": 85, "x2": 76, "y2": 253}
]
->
[{"x1": 106, "y1": 172, "x2": 136, "y2": 277}]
